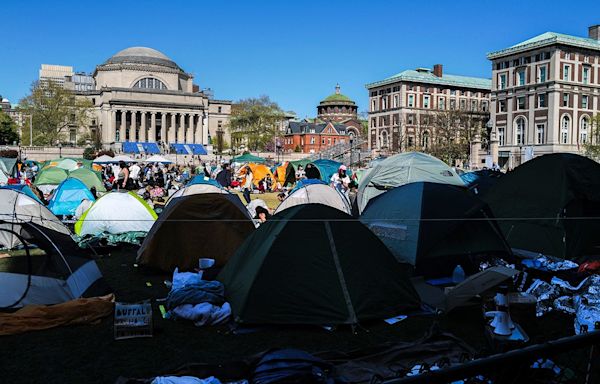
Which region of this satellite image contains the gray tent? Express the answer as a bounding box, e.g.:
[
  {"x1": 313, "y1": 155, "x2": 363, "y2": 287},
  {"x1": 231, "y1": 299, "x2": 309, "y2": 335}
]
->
[
  {"x1": 0, "y1": 188, "x2": 70, "y2": 249},
  {"x1": 274, "y1": 183, "x2": 351, "y2": 215},
  {"x1": 357, "y1": 152, "x2": 464, "y2": 213}
]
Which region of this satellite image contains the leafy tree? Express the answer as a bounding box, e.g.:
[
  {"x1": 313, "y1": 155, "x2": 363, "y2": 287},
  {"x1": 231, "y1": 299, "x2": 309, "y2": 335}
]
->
[
  {"x1": 18, "y1": 80, "x2": 93, "y2": 146},
  {"x1": 229, "y1": 96, "x2": 285, "y2": 152},
  {"x1": 583, "y1": 114, "x2": 600, "y2": 161},
  {"x1": 294, "y1": 144, "x2": 302, "y2": 153},
  {"x1": 0, "y1": 110, "x2": 19, "y2": 145}
]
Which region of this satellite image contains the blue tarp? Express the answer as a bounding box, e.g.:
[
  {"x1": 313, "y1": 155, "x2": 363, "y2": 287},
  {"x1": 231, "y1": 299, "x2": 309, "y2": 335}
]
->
[
  {"x1": 1, "y1": 185, "x2": 43, "y2": 204},
  {"x1": 48, "y1": 178, "x2": 95, "y2": 216}
]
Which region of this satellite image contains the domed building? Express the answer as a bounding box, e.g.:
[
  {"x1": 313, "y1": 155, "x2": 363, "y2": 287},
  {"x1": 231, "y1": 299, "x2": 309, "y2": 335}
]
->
[
  {"x1": 317, "y1": 84, "x2": 358, "y2": 123},
  {"x1": 83, "y1": 47, "x2": 231, "y2": 153}
]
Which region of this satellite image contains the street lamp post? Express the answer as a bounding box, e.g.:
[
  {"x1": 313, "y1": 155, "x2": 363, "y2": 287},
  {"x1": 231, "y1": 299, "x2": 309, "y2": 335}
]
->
[
  {"x1": 57, "y1": 141, "x2": 62, "y2": 158},
  {"x1": 349, "y1": 138, "x2": 354, "y2": 165}
]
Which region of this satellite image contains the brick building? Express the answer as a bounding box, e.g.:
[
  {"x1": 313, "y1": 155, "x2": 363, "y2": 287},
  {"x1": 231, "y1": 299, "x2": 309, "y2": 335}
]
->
[
  {"x1": 487, "y1": 25, "x2": 600, "y2": 168},
  {"x1": 365, "y1": 65, "x2": 491, "y2": 156}
]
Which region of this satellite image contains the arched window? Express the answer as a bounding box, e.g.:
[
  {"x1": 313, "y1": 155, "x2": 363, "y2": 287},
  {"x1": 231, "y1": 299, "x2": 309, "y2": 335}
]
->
[
  {"x1": 561, "y1": 115, "x2": 570, "y2": 144},
  {"x1": 580, "y1": 116, "x2": 589, "y2": 144},
  {"x1": 380, "y1": 131, "x2": 388, "y2": 148},
  {"x1": 133, "y1": 77, "x2": 167, "y2": 90},
  {"x1": 515, "y1": 118, "x2": 526, "y2": 145},
  {"x1": 422, "y1": 131, "x2": 430, "y2": 149}
]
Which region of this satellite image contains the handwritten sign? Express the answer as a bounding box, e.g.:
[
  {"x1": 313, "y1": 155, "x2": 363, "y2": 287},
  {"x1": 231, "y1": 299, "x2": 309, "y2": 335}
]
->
[{"x1": 114, "y1": 301, "x2": 153, "y2": 340}]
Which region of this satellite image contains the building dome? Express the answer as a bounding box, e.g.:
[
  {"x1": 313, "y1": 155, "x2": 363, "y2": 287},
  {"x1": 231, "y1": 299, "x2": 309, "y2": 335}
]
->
[
  {"x1": 320, "y1": 84, "x2": 356, "y2": 105},
  {"x1": 104, "y1": 47, "x2": 180, "y2": 70}
]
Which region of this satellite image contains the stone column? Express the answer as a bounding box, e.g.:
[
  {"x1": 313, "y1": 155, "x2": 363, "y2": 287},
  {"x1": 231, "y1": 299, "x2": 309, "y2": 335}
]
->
[
  {"x1": 169, "y1": 113, "x2": 176, "y2": 144},
  {"x1": 131, "y1": 111, "x2": 137, "y2": 141},
  {"x1": 110, "y1": 110, "x2": 117, "y2": 143},
  {"x1": 202, "y1": 112, "x2": 208, "y2": 144},
  {"x1": 119, "y1": 110, "x2": 126, "y2": 142},
  {"x1": 139, "y1": 111, "x2": 146, "y2": 142},
  {"x1": 159, "y1": 113, "x2": 166, "y2": 144},
  {"x1": 194, "y1": 114, "x2": 202, "y2": 144},
  {"x1": 186, "y1": 114, "x2": 194, "y2": 143},
  {"x1": 470, "y1": 135, "x2": 481, "y2": 169},
  {"x1": 178, "y1": 113, "x2": 186, "y2": 143},
  {"x1": 490, "y1": 130, "x2": 499, "y2": 166},
  {"x1": 149, "y1": 112, "x2": 156, "y2": 143}
]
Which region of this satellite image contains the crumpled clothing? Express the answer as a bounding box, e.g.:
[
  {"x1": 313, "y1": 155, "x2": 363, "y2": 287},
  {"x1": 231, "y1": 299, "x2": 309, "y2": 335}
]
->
[
  {"x1": 521, "y1": 256, "x2": 578, "y2": 272},
  {"x1": 526, "y1": 279, "x2": 560, "y2": 317},
  {"x1": 151, "y1": 376, "x2": 221, "y2": 384},
  {"x1": 166, "y1": 281, "x2": 225, "y2": 310},
  {"x1": 170, "y1": 302, "x2": 231, "y2": 326},
  {"x1": 172, "y1": 268, "x2": 203, "y2": 291}
]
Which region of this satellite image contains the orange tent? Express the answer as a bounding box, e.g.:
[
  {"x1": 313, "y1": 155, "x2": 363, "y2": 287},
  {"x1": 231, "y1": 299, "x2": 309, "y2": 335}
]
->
[
  {"x1": 274, "y1": 162, "x2": 289, "y2": 184},
  {"x1": 238, "y1": 163, "x2": 274, "y2": 188}
]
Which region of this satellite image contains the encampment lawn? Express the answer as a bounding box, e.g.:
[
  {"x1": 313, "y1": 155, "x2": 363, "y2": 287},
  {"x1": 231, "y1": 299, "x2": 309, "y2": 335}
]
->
[{"x1": 0, "y1": 246, "x2": 573, "y2": 383}]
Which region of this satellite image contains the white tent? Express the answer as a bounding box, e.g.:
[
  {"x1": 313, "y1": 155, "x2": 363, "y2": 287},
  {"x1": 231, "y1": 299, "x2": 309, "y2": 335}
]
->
[
  {"x1": 0, "y1": 170, "x2": 8, "y2": 186},
  {"x1": 274, "y1": 184, "x2": 352, "y2": 215},
  {"x1": 74, "y1": 191, "x2": 157, "y2": 237},
  {"x1": 113, "y1": 155, "x2": 138, "y2": 163},
  {"x1": 167, "y1": 184, "x2": 228, "y2": 204},
  {"x1": 93, "y1": 155, "x2": 115, "y2": 164},
  {"x1": 0, "y1": 189, "x2": 70, "y2": 249},
  {"x1": 145, "y1": 155, "x2": 172, "y2": 164}
]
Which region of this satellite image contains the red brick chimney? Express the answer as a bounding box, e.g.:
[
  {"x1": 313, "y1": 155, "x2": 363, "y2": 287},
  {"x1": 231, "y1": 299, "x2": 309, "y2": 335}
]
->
[
  {"x1": 433, "y1": 64, "x2": 443, "y2": 77},
  {"x1": 589, "y1": 25, "x2": 600, "y2": 40}
]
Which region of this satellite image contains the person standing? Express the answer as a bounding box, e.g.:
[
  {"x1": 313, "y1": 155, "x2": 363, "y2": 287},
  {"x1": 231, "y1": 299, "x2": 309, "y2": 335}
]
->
[
  {"x1": 115, "y1": 161, "x2": 130, "y2": 191},
  {"x1": 129, "y1": 162, "x2": 141, "y2": 188},
  {"x1": 243, "y1": 166, "x2": 253, "y2": 204},
  {"x1": 330, "y1": 165, "x2": 350, "y2": 196}
]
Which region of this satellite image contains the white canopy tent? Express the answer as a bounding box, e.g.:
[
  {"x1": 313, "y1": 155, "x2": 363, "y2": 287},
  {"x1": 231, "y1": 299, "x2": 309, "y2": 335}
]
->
[
  {"x1": 93, "y1": 155, "x2": 115, "y2": 164},
  {"x1": 145, "y1": 155, "x2": 172, "y2": 164}
]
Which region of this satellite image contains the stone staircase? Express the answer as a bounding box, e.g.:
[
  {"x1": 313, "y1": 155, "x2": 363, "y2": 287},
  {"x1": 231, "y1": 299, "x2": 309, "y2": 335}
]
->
[{"x1": 307, "y1": 137, "x2": 371, "y2": 165}]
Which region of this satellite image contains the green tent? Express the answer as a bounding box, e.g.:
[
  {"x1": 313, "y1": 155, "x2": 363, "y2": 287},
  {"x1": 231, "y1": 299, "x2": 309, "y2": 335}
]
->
[
  {"x1": 360, "y1": 182, "x2": 511, "y2": 278},
  {"x1": 483, "y1": 153, "x2": 600, "y2": 262},
  {"x1": 34, "y1": 167, "x2": 68, "y2": 186},
  {"x1": 69, "y1": 167, "x2": 106, "y2": 192},
  {"x1": 231, "y1": 153, "x2": 266, "y2": 164},
  {"x1": 41, "y1": 158, "x2": 93, "y2": 171},
  {"x1": 218, "y1": 204, "x2": 419, "y2": 325},
  {"x1": 357, "y1": 152, "x2": 465, "y2": 213},
  {"x1": 0, "y1": 157, "x2": 17, "y2": 175}
]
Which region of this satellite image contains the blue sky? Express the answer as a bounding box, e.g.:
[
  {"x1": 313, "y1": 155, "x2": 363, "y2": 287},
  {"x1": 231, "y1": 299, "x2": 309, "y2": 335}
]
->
[{"x1": 1, "y1": 0, "x2": 599, "y2": 118}]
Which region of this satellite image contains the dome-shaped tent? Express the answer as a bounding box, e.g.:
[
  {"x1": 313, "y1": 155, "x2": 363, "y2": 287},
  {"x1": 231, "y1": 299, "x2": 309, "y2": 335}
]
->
[
  {"x1": 0, "y1": 221, "x2": 110, "y2": 308},
  {"x1": 360, "y1": 182, "x2": 510, "y2": 278},
  {"x1": 218, "y1": 204, "x2": 419, "y2": 325},
  {"x1": 357, "y1": 152, "x2": 464, "y2": 213},
  {"x1": 138, "y1": 193, "x2": 254, "y2": 272},
  {"x1": 167, "y1": 177, "x2": 228, "y2": 204},
  {"x1": 34, "y1": 167, "x2": 68, "y2": 187},
  {"x1": 274, "y1": 183, "x2": 351, "y2": 215},
  {"x1": 0, "y1": 188, "x2": 70, "y2": 249},
  {"x1": 238, "y1": 163, "x2": 275, "y2": 188},
  {"x1": 74, "y1": 191, "x2": 157, "y2": 238},
  {"x1": 483, "y1": 154, "x2": 600, "y2": 262},
  {"x1": 69, "y1": 167, "x2": 106, "y2": 192},
  {"x1": 48, "y1": 178, "x2": 95, "y2": 217}
]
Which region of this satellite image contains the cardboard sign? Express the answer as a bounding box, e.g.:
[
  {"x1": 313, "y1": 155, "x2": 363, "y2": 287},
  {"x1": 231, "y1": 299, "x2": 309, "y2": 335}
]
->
[{"x1": 114, "y1": 301, "x2": 153, "y2": 340}]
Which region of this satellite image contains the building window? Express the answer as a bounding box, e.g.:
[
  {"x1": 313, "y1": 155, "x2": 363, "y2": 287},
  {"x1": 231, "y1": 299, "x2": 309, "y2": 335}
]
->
[
  {"x1": 499, "y1": 74, "x2": 507, "y2": 90},
  {"x1": 517, "y1": 97, "x2": 526, "y2": 110},
  {"x1": 381, "y1": 97, "x2": 388, "y2": 110},
  {"x1": 538, "y1": 66, "x2": 547, "y2": 83},
  {"x1": 310, "y1": 137, "x2": 315, "y2": 144},
  {"x1": 371, "y1": 100, "x2": 377, "y2": 111},
  {"x1": 471, "y1": 100, "x2": 478, "y2": 111},
  {"x1": 371, "y1": 118, "x2": 376, "y2": 127},
  {"x1": 538, "y1": 94, "x2": 546, "y2": 108},
  {"x1": 218, "y1": 106, "x2": 222, "y2": 113},
  {"x1": 327, "y1": 138, "x2": 331, "y2": 145},
  {"x1": 450, "y1": 89, "x2": 456, "y2": 96},
  {"x1": 438, "y1": 97, "x2": 445, "y2": 110},
  {"x1": 515, "y1": 118, "x2": 526, "y2": 145},
  {"x1": 561, "y1": 116, "x2": 570, "y2": 144},
  {"x1": 536, "y1": 124, "x2": 545, "y2": 144},
  {"x1": 408, "y1": 136, "x2": 414, "y2": 147},
  {"x1": 563, "y1": 94, "x2": 569, "y2": 107},
  {"x1": 133, "y1": 77, "x2": 167, "y2": 90},
  {"x1": 422, "y1": 131, "x2": 429, "y2": 149},
  {"x1": 460, "y1": 99, "x2": 466, "y2": 110},
  {"x1": 498, "y1": 127, "x2": 505, "y2": 146},
  {"x1": 423, "y1": 95, "x2": 430, "y2": 108},
  {"x1": 407, "y1": 114, "x2": 415, "y2": 125},
  {"x1": 582, "y1": 95, "x2": 589, "y2": 109},
  {"x1": 581, "y1": 117, "x2": 590, "y2": 144},
  {"x1": 407, "y1": 94, "x2": 415, "y2": 108},
  {"x1": 69, "y1": 129, "x2": 76, "y2": 143},
  {"x1": 393, "y1": 95, "x2": 399, "y2": 108},
  {"x1": 517, "y1": 69, "x2": 526, "y2": 86},
  {"x1": 563, "y1": 65, "x2": 570, "y2": 81},
  {"x1": 498, "y1": 100, "x2": 506, "y2": 113},
  {"x1": 583, "y1": 67, "x2": 590, "y2": 85},
  {"x1": 423, "y1": 115, "x2": 430, "y2": 125},
  {"x1": 450, "y1": 99, "x2": 456, "y2": 110},
  {"x1": 322, "y1": 138, "x2": 325, "y2": 144},
  {"x1": 380, "y1": 131, "x2": 388, "y2": 148},
  {"x1": 482, "y1": 101, "x2": 489, "y2": 112},
  {"x1": 393, "y1": 114, "x2": 399, "y2": 125}
]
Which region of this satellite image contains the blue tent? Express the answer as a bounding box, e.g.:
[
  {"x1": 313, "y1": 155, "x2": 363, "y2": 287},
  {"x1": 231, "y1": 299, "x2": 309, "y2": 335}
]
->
[
  {"x1": 311, "y1": 159, "x2": 353, "y2": 182},
  {"x1": 291, "y1": 178, "x2": 327, "y2": 192},
  {"x1": 1, "y1": 185, "x2": 43, "y2": 204},
  {"x1": 48, "y1": 178, "x2": 95, "y2": 216},
  {"x1": 187, "y1": 175, "x2": 224, "y2": 189},
  {"x1": 460, "y1": 170, "x2": 503, "y2": 196}
]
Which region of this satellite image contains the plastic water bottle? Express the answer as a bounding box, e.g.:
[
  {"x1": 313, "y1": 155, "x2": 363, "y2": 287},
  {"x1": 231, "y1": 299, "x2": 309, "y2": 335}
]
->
[{"x1": 452, "y1": 265, "x2": 465, "y2": 283}]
